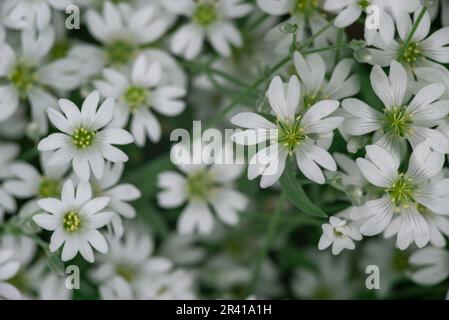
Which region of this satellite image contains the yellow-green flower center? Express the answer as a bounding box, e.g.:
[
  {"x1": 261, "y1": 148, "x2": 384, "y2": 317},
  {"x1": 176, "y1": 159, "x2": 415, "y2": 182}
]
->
[
  {"x1": 72, "y1": 127, "x2": 96, "y2": 149},
  {"x1": 400, "y1": 42, "x2": 421, "y2": 64},
  {"x1": 8, "y1": 62, "x2": 37, "y2": 97},
  {"x1": 385, "y1": 173, "x2": 415, "y2": 209},
  {"x1": 39, "y1": 178, "x2": 60, "y2": 198},
  {"x1": 193, "y1": 3, "x2": 217, "y2": 26},
  {"x1": 277, "y1": 117, "x2": 307, "y2": 155},
  {"x1": 63, "y1": 211, "x2": 82, "y2": 233},
  {"x1": 106, "y1": 40, "x2": 136, "y2": 65},
  {"x1": 358, "y1": 0, "x2": 371, "y2": 10},
  {"x1": 293, "y1": 0, "x2": 318, "y2": 16},
  {"x1": 116, "y1": 265, "x2": 135, "y2": 282},
  {"x1": 383, "y1": 107, "x2": 412, "y2": 137},
  {"x1": 124, "y1": 86, "x2": 148, "y2": 111},
  {"x1": 186, "y1": 170, "x2": 214, "y2": 201}
]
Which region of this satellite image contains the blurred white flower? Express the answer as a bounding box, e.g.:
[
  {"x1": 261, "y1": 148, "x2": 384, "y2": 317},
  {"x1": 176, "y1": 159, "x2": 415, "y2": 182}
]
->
[
  {"x1": 369, "y1": 7, "x2": 449, "y2": 72},
  {"x1": 158, "y1": 143, "x2": 248, "y2": 234},
  {"x1": 415, "y1": 65, "x2": 449, "y2": 99},
  {"x1": 0, "y1": 249, "x2": 21, "y2": 300},
  {"x1": 318, "y1": 216, "x2": 362, "y2": 255},
  {"x1": 164, "y1": 0, "x2": 252, "y2": 60},
  {"x1": 0, "y1": 27, "x2": 82, "y2": 133},
  {"x1": 95, "y1": 54, "x2": 186, "y2": 146},
  {"x1": 91, "y1": 228, "x2": 196, "y2": 299},
  {"x1": 232, "y1": 75, "x2": 343, "y2": 187},
  {"x1": 0, "y1": 0, "x2": 72, "y2": 30},
  {"x1": 66, "y1": 1, "x2": 175, "y2": 80},
  {"x1": 356, "y1": 142, "x2": 449, "y2": 250},
  {"x1": 4, "y1": 152, "x2": 69, "y2": 202},
  {"x1": 292, "y1": 251, "x2": 357, "y2": 299},
  {"x1": 258, "y1": 0, "x2": 337, "y2": 62},
  {"x1": 0, "y1": 143, "x2": 19, "y2": 222},
  {"x1": 38, "y1": 91, "x2": 134, "y2": 181},
  {"x1": 342, "y1": 61, "x2": 449, "y2": 162},
  {"x1": 409, "y1": 247, "x2": 449, "y2": 285},
  {"x1": 33, "y1": 180, "x2": 114, "y2": 262}
]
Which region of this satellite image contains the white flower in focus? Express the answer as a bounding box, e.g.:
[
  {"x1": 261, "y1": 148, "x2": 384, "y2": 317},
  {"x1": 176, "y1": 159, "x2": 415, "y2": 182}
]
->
[
  {"x1": 0, "y1": 0, "x2": 72, "y2": 30},
  {"x1": 95, "y1": 55, "x2": 186, "y2": 146},
  {"x1": 408, "y1": 247, "x2": 449, "y2": 285},
  {"x1": 318, "y1": 216, "x2": 362, "y2": 255},
  {"x1": 342, "y1": 61, "x2": 449, "y2": 162},
  {"x1": 356, "y1": 142, "x2": 449, "y2": 250},
  {"x1": 88, "y1": 162, "x2": 141, "y2": 238},
  {"x1": 0, "y1": 143, "x2": 19, "y2": 222},
  {"x1": 369, "y1": 7, "x2": 449, "y2": 71},
  {"x1": 38, "y1": 91, "x2": 134, "y2": 181},
  {"x1": 0, "y1": 27, "x2": 82, "y2": 133},
  {"x1": 231, "y1": 75, "x2": 343, "y2": 188},
  {"x1": 0, "y1": 249, "x2": 21, "y2": 300},
  {"x1": 91, "y1": 228, "x2": 196, "y2": 299},
  {"x1": 33, "y1": 180, "x2": 114, "y2": 262},
  {"x1": 164, "y1": 0, "x2": 252, "y2": 60}
]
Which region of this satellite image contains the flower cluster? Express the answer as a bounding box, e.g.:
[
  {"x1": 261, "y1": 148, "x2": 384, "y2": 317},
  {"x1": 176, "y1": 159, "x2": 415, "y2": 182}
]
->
[{"x1": 0, "y1": 0, "x2": 449, "y2": 301}]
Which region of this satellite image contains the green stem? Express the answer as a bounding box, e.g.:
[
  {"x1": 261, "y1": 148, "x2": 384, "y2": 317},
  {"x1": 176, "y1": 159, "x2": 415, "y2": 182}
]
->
[
  {"x1": 398, "y1": 6, "x2": 427, "y2": 61},
  {"x1": 206, "y1": 19, "x2": 336, "y2": 127},
  {"x1": 207, "y1": 67, "x2": 249, "y2": 87},
  {"x1": 206, "y1": 55, "x2": 290, "y2": 128},
  {"x1": 297, "y1": 19, "x2": 335, "y2": 51},
  {"x1": 246, "y1": 192, "x2": 286, "y2": 296},
  {"x1": 301, "y1": 43, "x2": 350, "y2": 55}
]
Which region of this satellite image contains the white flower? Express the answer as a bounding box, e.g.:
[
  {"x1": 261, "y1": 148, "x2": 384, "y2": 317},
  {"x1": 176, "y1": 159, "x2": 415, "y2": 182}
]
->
[
  {"x1": 0, "y1": 249, "x2": 21, "y2": 300},
  {"x1": 0, "y1": 27, "x2": 82, "y2": 133},
  {"x1": 293, "y1": 51, "x2": 359, "y2": 149},
  {"x1": 38, "y1": 90, "x2": 134, "y2": 181},
  {"x1": 164, "y1": 0, "x2": 252, "y2": 60},
  {"x1": 292, "y1": 251, "x2": 356, "y2": 299},
  {"x1": 408, "y1": 247, "x2": 449, "y2": 285},
  {"x1": 342, "y1": 61, "x2": 449, "y2": 162},
  {"x1": 415, "y1": 65, "x2": 449, "y2": 99},
  {"x1": 33, "y1": 180, "x2": 114, "y2": 262},
  {"x1": 158, "y1": 144, "x2": 248, "y2": 234},
  {"x1": 324, "y1": 0, "x2": 419, "y2": 45},
  {"x1": 231, "y1": 75, "x2": 343, "y2": 188},
  {"x1": 71, "y1": 1, "x2": 175, "y2": 77},
  {"x1": 293, "y1": 52, "x2": 360, "y2": 108},
  {"x1": 257, "y1": 0, "x2": 337, "y2": 61},
  {"x1": 0, "y1": 143, "x2": 19, "y2": 222},
  {"x1": 95, "y1": 54, "x2": 186, "y2": 146},
  {"x1": 360, "y1": 238, "x2": 411, "y2": 297},
  {"x1": 318, "y1": 216, "x2": 362, "y2": 255},
  {"x1": 0, "y1": 0, "x2": 72, "y2": 30},
  {"x1": 4, "y1": 152, "x2": 69, "y2": 201},
  {"x1": 369, "y1": 7, "x2": 449, "y2": 72},
  {"x1": 356, "y1": 142, "x2": 449, "y2": 250},
  {"x1": 88, "y1": 162, "x2": 141, "y2": 238},
  {"x1": 91, "y1": 228, "x2": 196, "y2": 299}
]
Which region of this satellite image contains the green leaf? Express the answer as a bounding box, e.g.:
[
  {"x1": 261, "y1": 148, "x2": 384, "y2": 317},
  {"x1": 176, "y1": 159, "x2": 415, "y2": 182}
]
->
[{"x1": 279, "y1": 164, "x2": 328, "y2": 218}]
